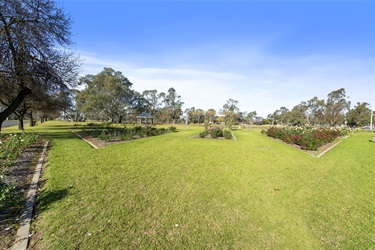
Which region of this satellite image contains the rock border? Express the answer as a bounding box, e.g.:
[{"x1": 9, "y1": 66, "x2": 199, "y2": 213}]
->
[
  {"x1": 316, "y1": 140, "x2": 343, "y2": 158},
  {"x1": 71, "y1": 131, "x2": 98, "y2": 149},
  {"x1": 11, "y1": 141, "x2": 50, "y2": 250}
]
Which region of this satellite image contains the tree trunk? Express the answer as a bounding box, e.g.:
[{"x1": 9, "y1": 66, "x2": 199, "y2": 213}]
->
[
  {"x1": 0, "y1": 87, "x2": 31, "y2": 132},
  {"x1": 118, "y1": 115, "x2": 123, "y2": 124},
  {"x1": 18, "y1": 116, "x2": 24, "y2": 130},
  {"x1": 30, "y1": 112, "x2": 34, "y2": 127}
]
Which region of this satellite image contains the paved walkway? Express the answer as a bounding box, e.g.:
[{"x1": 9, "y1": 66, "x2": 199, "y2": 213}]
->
[{"x1": 2, "y1": 120, "x2": 29, "y2": 128}]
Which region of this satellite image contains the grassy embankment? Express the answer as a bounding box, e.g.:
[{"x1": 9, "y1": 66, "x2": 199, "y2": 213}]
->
[{"x1": 3, "y1": 121, "x2": 374, "y2": 249}]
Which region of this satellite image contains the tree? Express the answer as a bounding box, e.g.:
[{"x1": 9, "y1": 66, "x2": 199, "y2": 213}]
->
[
  {"x1": 346, "y1": 102, "x2": 372, "y2": 127},
  {"x1": 324, "y1": 88, "x2": 350, "y2": 126},
  {"x1": 184, "y1": 107, "x2": 195, "y2": 124},
  {"x1": 162, "y1": 88, "x2": 184, "y2": 124},
  {"x1": 279, "y1": 106, "x2": 291, "y2": 125},
  {"x1": 289, "y1": 102, "x2": 307, "y2": 126},
  {"x1": 76, "y1": 68, "x2": 133, "y2": 123},
  {"x1": 0, "y1": 0, "x2": 79, "y2": 131},
  {"x1": 221, "y1": 99, "x2": 239, "y2": 130},
  {"x1": 245, "y1": 111, "x2": 257, "y2": 124},
  {"x1": 306, "y1": 97, "x2": 325, "y2": 125},
  {"x1": 142, "y1": 90, "x2": 162, "y2": 115},
  {"x1": 204, "y1": 108, "x2": 216, "y2": 129}
]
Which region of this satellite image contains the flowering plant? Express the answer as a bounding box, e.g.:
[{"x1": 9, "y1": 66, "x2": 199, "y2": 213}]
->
[{"x1": 265, "y1": 126, "x2": 352, "y2": 150}]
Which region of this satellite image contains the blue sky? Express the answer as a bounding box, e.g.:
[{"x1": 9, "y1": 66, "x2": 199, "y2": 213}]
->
[{"x1": 58, "y1": 0, "x2": 374, "y2": 117}]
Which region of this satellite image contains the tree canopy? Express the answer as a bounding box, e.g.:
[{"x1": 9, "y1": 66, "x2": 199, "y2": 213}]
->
[
  {"x1": 0, "y1": 0, "x2": 80, "y2": 130},
  {"x1": 76, "y1": 68, "x2": 133, "y2": 123}
]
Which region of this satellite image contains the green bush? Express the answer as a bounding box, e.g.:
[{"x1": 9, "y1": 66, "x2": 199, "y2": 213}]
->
[
  {"x1": 199, "y1": 130, "x2": 208, "y2": 138},
  {"x1": 223, "y1": 130, "x2": 232, "y2": 139},
  {"x1": 169, "y1": 126, "x2": 177, "y2": 132}
]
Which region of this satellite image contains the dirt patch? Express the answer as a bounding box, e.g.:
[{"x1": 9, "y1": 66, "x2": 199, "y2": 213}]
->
[{"x1": 0, "y1": 141, "x2": 44, "y2": 250}]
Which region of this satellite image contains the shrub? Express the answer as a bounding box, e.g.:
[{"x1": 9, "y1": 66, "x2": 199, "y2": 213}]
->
[
  {"x1": 199, "y1": 130, "x2": 208, "y2": 138},
  {"x1": 169, "y1": 126, "x2": 177, "y2": 132},
  {"x1": 210, "y1": 127, "x2": 223, "y2": 139},
  {"x1": 223, "y1": 130, "x2": 232, "y2": 139}
]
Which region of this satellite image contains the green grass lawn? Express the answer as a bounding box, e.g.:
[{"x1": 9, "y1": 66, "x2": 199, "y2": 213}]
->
[{"x1": 4, "y1": 121, "x2": 375, "y2": 249}]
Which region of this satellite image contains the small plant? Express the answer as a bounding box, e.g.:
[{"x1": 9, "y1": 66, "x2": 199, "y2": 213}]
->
[
  {"x1": 0, "y1": 132, "x2": 38, "y2": 169},
  {"x1": 223, "y1": 130, "x2": 232, "y2": 139},
  {"x1": 169, "y1": 126, "x2": 177, "y2": 132},
  {"x1": 0, "y1": 174, "x2": 21, "y2": 210},
  {"x1": 199, "y1": 130, "x2": 208, "y2": 138}
]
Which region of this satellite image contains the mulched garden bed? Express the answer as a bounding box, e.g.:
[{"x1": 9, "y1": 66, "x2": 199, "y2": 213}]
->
[
  {"x1": 0, "y1": 141, "x2": 44, "y2": 249},
  {"x1": 73, "y1": 131, "x2": 140, "y2": 148},
  {"x1": 190, "y1": 134, "x2": 232, "y2": 140}
]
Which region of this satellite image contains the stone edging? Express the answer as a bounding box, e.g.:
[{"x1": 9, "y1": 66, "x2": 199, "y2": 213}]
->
[
  {"x1": 71, "y1": 131, "x2": 98, "y2": 149},
  {"x1": 12, "y1": 140, "x2": 50, "y2": 250},
  {"x1": 316, "y1": 140, "x2": 343, "y2": 158},
  {"x1": 230, "y1": 131, "x2": 237, "y2": 141}
]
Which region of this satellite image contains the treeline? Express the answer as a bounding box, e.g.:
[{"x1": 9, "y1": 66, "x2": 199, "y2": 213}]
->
[
  {"x1": 266, "y1": 88, "x2": 372, "y2": 127},
  {"x1": 72, "y1": 68, "x2": 184, "y2": 124},
  {"x1": 70, "y1": 68, "x2": 260, "y2": 129}
]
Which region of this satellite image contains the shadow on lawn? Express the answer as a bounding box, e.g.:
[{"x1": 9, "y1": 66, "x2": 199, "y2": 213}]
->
[
  {"x1": 37, "y1": 188, "x2": 69, "y2": 213},
  {"x1": 38, "y1": 131, "x2": 78, "y2": 140}
]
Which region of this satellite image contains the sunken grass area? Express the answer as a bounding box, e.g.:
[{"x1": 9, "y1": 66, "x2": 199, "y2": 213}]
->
[{"x1": 3, "y1": 121, "x2": 375, "y2": 249}]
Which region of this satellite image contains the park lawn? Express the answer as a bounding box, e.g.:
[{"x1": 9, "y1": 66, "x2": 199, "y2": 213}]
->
[{"x1": 4, "y1": 121, "x2": 375, "y2": 249}]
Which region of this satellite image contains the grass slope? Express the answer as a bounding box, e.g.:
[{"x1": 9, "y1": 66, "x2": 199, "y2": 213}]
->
[{"x1": 4, "y1": 121, "x2": 374, "y2": 249}]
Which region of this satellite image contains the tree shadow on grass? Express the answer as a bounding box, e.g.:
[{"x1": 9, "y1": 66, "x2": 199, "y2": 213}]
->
[
  {"x1": 38, "y1": 131, "x2": 78, "y2": 140},
  {"x1": 36, "y1": 188, "x2": 69, "y2": 213}
]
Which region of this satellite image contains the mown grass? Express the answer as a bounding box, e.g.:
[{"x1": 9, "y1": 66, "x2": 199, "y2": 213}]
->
[{"x1": 3, "y1": 121, "x2": 375, "y2": 249}]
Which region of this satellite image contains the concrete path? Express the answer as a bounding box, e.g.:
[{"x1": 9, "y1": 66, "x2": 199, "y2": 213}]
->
[{"x1": 2, "y1": 120, "x2": 29, "y2": 128}]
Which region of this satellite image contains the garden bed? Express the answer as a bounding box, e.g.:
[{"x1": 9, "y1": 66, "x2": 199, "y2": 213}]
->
[
  {"x1": 268, "y1": 135, "x2": 344, "y2": 157},
  {"x1": 263, "y1": 126, "x2": 352, "y2": 151},
  {"x1": 72, "y1": 124, "x2": 175, "y2": 148},
  {"x1": 194, "y1": 127, "x2": 234, "y2": 140},
  {"x1": 0, "y1": 141, "x2": 44, "y2": 249}
]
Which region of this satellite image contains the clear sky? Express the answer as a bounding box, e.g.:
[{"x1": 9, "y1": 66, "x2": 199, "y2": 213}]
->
[{"x1": 57, "y1": 0, "x2": 374, "y2": 117}]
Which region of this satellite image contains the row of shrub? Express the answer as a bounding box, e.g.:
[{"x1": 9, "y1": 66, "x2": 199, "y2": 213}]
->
[
  {"x1": 262, "y1": 126, "x2": 352, "y2": 150},
  {"x1": 199, "y1": 127, "x2": 232, "y2": 139},
  {"x1": 82, "y1": 124, "x2": 176, "y2": 142}
]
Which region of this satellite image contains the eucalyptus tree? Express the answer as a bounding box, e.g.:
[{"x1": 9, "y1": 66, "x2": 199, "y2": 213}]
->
[
  {"x1": 324, "y1": 88, "x2": 350, "y2": 126},
  {"x1": 162, "y1": 88, "x2": 184, "y2": 124},
  {"x1": 346, "y1": 102, "x2": 372, "y2": 127},
  {"x1": 142, "y1": 89, "x2": 162, "y2": 115},
  {"x1": 289, "y1": 102, "x2": 308, "y2": 126},
  {"x1": 306, "y1": 96, "x2": 325, "y2": 125},
  {"x1": 0, "y1": 0, "x2": 80, "y2": 131},
  {"x1": 204, "y1": 108, "x2": 216, "y2": 129},
  {"x1": 76, "y1": 68, "x2": 133, "y2": 123},
  {"x1": 184, "y1": 107, "x2": 196, "y2": 123},
  {"x1": 221, "y1": 99, "x2": 239, "y2": 130},
  {"x1": 245, "y1": 111, "x2": 257, "y2": 124}
]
